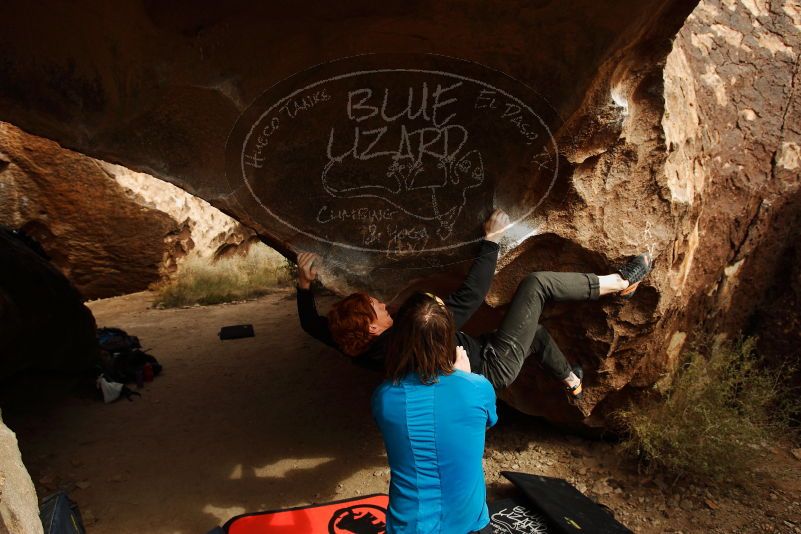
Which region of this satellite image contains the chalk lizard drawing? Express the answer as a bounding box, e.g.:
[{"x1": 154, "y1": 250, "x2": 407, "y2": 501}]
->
[
  {"x1": 234, "y1": 63, "x2": 560, "y2": 254},
  {"x1": 321, "y1": 149, "x2": 485, "y2": 240}
]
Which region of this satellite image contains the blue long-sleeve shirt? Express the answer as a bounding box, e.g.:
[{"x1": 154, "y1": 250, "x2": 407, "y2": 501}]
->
[{"x1": 372, "y1": 370, "x2": 498, "y2": 533}]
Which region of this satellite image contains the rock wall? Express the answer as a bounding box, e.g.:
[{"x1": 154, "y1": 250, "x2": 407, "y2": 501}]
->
[
  {"x1": 662, "y1": 0, "x2": 800, "y2": 327},
  {"x1": 670, "y1": 0, "x2": 801, "y2": 390},
  {"x1": 0, "y1": 228, "x2": 98, "y2": 380},
  {"x1": 652, "y1": 0, "x2": 800, "y2": 366},
  {"x1": 1, "y1": 0, "x2": 798, "y2": 424},
  {"x1": 0, "y1": 123, "x2": 269, "y2": 299},
  {"x1": 101, "y1": 162, "x2": 262, "y2": 269},
  {"x1": 0, "y1": 122, "x2": 178, "y2": 299},
  {"x1": 543, "y1": 0, "x2": 801, "y2": 423},
  {"x1": 0, "y1": 415, "x2": 42, "y2": 534},
  {"x1": 0, "y1": 0, "x2": 699, "y2": 206}
]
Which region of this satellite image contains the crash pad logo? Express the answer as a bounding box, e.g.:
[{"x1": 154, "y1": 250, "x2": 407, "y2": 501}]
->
[
  {"x1": 491, "y1": 505, "x2": 549, "y2": 533},
  {"x1": 226, "y1": 54, "x2": 559, "y2": 254},
  {"x1": 327, "y1": 504, "x2": 386, "y2": 534}
]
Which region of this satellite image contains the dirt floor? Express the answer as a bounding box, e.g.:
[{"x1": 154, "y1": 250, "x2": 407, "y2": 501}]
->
[{"x1": 2, "y1": 289, "x2": 801, "y2": 533}]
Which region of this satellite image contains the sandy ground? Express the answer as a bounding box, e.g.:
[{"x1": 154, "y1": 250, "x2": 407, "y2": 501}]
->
[{"x1": 2, "y1": 289, "x2": 800, "y2": 534}]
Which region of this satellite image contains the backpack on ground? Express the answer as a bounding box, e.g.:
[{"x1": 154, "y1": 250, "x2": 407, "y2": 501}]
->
[
  {"x1": 96, "y1": 327, "x2": 162, "y2": 385},
  {"x1": 39, "y1": 491, "x2": 86, "y2": 534},
  {"x1": 97, "y1": 327, "x2": 140, "y2": 353}
]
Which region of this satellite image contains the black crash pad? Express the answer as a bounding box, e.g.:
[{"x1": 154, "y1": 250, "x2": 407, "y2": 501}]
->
[{"x1": 502, "y1": 471, "x2": 632, "y2": 533}]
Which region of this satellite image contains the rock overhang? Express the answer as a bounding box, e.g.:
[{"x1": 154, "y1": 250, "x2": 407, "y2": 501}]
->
[{"x1": 1, "y1": 0, "x2": 735, "y2": 424}]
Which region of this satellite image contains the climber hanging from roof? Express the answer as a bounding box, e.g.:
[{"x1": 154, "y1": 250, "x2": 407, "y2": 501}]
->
[{"x1": 295, "y1": 208, "x2": 652, "y2": 402}]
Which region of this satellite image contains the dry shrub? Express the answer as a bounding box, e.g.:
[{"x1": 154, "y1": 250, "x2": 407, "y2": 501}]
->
[
  {"x1": 618, "y1": 337, "x2": 799, "y2": 484},
  {"x1": 154, "y1": 245, "x2": 293, "y2": 308}
]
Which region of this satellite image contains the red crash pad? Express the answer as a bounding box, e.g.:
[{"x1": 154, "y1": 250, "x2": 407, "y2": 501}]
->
[{"x1": 224, "y1": 494, "x2": 388, "y2": 534}]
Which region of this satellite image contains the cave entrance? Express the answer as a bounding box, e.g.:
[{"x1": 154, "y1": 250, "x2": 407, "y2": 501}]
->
[{"x1": 0, "y1": 122, "x2": 382, "y2": 533}]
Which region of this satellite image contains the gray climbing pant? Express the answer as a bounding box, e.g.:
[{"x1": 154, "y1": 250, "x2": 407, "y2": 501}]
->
[{"x1": 477, "y1": 271, "x2": 600, "y2": 390}]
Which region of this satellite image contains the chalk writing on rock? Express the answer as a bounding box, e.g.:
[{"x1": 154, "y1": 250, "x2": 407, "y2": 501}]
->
[{"x1": 226, "y1": 54, "x2": 560, "y2": 255}]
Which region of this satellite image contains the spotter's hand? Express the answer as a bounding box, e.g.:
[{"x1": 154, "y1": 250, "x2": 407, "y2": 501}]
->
[{"x1": 454, "y1": 345, "x2": 471, "y2": 373}]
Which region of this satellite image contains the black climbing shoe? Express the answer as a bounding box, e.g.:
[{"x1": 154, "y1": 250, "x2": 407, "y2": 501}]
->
[
  {"x1": 567, "y1": 364, "x2": 584, "y2": 401},
  {"x1": 618, "y1": 252, "x2": 652, "y2": 300}
]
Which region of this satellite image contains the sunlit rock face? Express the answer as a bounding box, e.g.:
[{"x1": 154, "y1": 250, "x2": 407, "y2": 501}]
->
[
  {"x1": 3, "y1": 0, "x2": 797, "y2": 424},
  {"x1": 0, "y1": 416, "x2": 42, "y2": 534},
  {"x1": 0, "y1": 123, "x2": 270, "y2": 300},
  {"x1": 648, "y1": 0, "x2": 801, "y2": 406},
  {"x1": 0, "y1": 122, "x2": 178, "y2": 299},
  {"x1": 100, "y1": 162, "x2": 268, "y2": 271}
]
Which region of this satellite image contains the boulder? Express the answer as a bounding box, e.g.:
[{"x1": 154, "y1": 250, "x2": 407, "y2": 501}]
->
[
  {"x1": 0, "y1": 122, "x2": 178, "y2": 299},
  {"x1": 568, "y1": 0, "x2": 801, "y2": 423},
  {"x1": 0, "y1": 228, "x2": 97, "y2": 381},
  {"x1": 0, "y1": 0, "x2": 797, "y2": 424},
  {"x1": 0, "y1": 415, "x2": 42, "y2": 534},
  {"x1": 100, "y1": 162, "x2": 264, "y2": 267},
  {"x1": 0, "y1": 124, "x2": 270, "y2": 299}
]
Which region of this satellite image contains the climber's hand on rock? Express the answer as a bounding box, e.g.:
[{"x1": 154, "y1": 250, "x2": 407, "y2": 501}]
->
[
  {"x1": 297, "y1": 252, "x2": 319, "y2": 289},
  {"x1": 484, "y1": 209, "x2": 510, "y2": 243}
]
